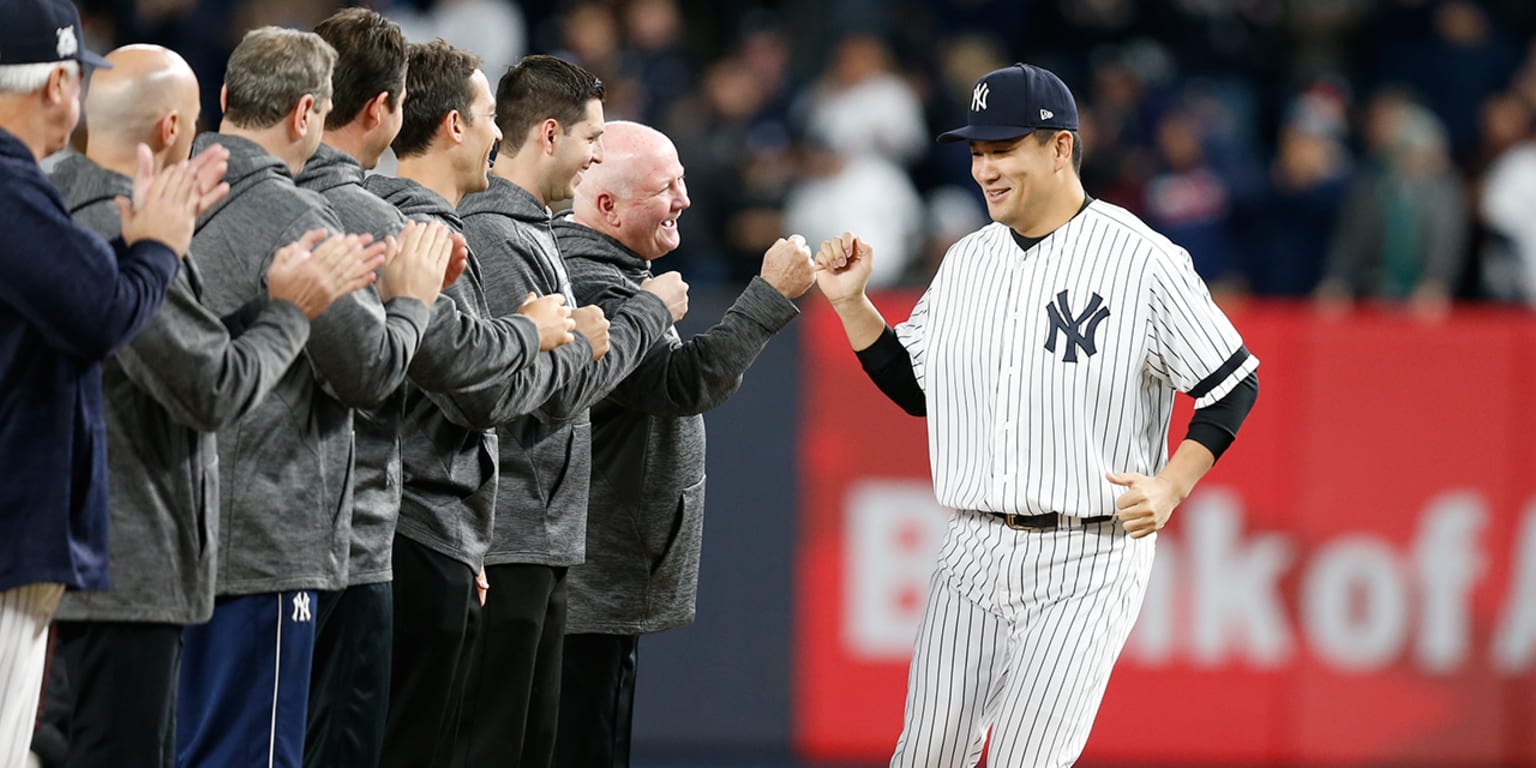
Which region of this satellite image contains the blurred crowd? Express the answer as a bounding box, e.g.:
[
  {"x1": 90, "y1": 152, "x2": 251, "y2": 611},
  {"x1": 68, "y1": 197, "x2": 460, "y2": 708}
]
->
[{"x1": 66, "y1": 0, "x2": 1536, "y2": 308}]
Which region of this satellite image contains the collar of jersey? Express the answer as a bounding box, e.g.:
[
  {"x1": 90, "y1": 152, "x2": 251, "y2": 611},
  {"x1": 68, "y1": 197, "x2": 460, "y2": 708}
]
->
[{"x1": 1009, "y1": 193, "x2": 1095, "y2": 253}]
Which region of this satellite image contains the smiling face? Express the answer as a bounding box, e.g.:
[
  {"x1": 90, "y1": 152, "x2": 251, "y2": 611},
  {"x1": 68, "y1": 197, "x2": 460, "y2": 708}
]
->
[
  {"x1": 970, "y1": 131, "x2": 1065, "y2": 233},
  {"x1": 549, "y1": 98, "x2": 605, "y2": 202},
  {"x1": 461, "y1": 69, "x2": 502, "y2": 195},
  {"x1": 610, "y1": 138, "x2": 689, "y2": 260}
]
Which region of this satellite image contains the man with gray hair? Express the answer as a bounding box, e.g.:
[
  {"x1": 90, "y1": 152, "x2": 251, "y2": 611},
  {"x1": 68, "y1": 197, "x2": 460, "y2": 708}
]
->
[
  {"x1": 175, "y1": 26, "x2": 452, "y2": 768},
  {"x1": 40, "y1": 43, "x2": 385, "y2": 768},
  {"x1": 0, "y1": 1, "x2": 227, "y2": 763}
]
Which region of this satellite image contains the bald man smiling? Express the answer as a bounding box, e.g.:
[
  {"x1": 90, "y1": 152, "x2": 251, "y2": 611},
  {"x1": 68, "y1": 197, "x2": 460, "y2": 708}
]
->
[{"x1": 40, "y1": 44, "x2": 380, "y2": 768}]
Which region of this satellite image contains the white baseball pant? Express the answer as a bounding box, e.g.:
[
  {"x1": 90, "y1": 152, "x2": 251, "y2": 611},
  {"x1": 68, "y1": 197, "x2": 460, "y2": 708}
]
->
[
  {"x1": 890, "y1": 510, "x2": 1154, "y2": 768},
  {"x1": 0, "y1": 582, "x2": 64, "y2": 767}
]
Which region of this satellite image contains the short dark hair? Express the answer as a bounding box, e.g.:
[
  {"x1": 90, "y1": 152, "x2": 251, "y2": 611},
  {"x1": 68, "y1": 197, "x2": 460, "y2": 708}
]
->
[
  {"x1": 315, "y1": 8, "x2": 407, "y2": 130},
  {"x1": 392, "y1": 40, "x2": 481, "y2": 158},
  {"x1": 224, "y1": 28, "x2": 335, "y2": 129},
  {"x1": 494, "y1": 55, "x2": 605, "y2": 153},
  {"x1": 1033, "y1": 128, "x2": 1083, "y2": 175}
]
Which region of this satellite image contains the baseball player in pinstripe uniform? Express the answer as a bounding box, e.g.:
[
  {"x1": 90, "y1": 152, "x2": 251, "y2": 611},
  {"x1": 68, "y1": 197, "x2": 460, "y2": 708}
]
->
[{"x1": 814, "y1": 63, "x2": 1260, "y2": 767}]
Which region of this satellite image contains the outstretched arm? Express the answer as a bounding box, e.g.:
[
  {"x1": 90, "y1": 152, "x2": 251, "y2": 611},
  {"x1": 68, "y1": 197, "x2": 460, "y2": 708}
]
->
[{"x1": 815, "y1": 232, "x2": 927, "y2": 416}]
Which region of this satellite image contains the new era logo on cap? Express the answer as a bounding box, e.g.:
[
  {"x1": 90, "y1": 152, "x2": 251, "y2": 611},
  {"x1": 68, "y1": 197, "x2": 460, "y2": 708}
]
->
[
  {"x1": 938, "y1": 63, "x2": 1079, "y2": 144},
  {"x1": 0, "y1": 0, "x2": 111, "y2": 68},
  {"x1": 55, "y1": 26, "x2": 77, "y2": 58}
]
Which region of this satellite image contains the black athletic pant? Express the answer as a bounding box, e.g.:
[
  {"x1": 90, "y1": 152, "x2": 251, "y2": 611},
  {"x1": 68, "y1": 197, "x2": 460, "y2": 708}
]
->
[
  {"x1": 306, "y1": 581, "x2": 393, "y2": 768},
  {"x1": 51, "y1": 621, "x2": 183, "y2": 768},
  {"x1": 30, "y1": 630, "x2": 70, "y2": 767},
  {"x1": 554, "y1": 634, "x2": 639, "y2": 768},
  {"x1": 382, "y1": 536, "x2": 481, "y2": 768},
  {"x1": 459, "y1": 563, "x2": 567, "y2": 768}
]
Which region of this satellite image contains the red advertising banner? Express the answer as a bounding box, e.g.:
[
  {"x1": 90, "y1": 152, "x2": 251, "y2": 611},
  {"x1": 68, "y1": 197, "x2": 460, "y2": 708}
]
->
[{"x1": 795, "y1": 297, "x2": 1536, "y2": 766}]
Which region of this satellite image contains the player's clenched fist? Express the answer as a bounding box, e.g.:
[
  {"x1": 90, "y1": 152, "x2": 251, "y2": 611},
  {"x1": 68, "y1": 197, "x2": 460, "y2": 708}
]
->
[
  {"x1": 640, "y1": 271, "x2": 689, "y2": 322},
  {"x1": 572, "y1": 305, "x2": 611, "y2": 361},
  {"x1": 518, "y1": 292, "x2": 574, "y2": 351},
  {"x1": 761, "y1": 234, "x2": 815, "y2": 299},
  {"x1": 1106, "y1": 471, "x2": 1182, "y2": 539},
  {"x1": 813, "y1": 231, "x2": 874, "y2": 306},
  {"x1": 267, "y1": 229, "x2": 389, "y2": 319}
]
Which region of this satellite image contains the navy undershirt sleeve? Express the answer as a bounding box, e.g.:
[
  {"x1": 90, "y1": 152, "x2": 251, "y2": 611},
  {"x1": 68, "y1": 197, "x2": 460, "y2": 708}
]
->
[
  {"x1": 1185, "y1": 372, "x2": 1258, "y2": 460},
  {"x1": 854, "y1": 326, "x2": 926, "y2": 417}
]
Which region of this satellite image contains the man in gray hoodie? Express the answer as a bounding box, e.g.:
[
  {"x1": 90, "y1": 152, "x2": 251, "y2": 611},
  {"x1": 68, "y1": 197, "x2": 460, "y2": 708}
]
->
[
  {"x1": 175, "y1": 26, "x2": 450, "y2": 768},
  {"x1": 41, "y1": 45, "x2": 383, "y2": 768},
  {"x1": 362, "y1": 40, "x2": 595, "y2": 767},
  {"x1": 552, "y1": 121, "x2": 815, "y2": 768},
  {"x1": 296, "y1": 12, "x2": 569, "y2": 767},
  {"x1": 457, "y1": 60, "x2": 689, "y2": 768}
]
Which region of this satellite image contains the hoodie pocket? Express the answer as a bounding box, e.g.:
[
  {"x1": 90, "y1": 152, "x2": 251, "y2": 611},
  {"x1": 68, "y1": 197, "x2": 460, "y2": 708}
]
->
[
  {"x1": 197, "y1": 443, "x2": 218, "y2": 557},
  {"x1": 647, "y1": 476, "x2": 706, "y2": 576}
]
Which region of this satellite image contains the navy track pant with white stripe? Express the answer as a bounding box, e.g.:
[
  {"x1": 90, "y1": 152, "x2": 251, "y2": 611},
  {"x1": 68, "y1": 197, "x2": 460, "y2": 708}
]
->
[{"x1": 176, "y1": 590, "x2": 318, "y2": 768}]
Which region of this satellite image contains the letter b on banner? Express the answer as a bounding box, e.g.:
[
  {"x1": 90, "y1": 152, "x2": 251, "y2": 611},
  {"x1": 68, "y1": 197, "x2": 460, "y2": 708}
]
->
[{"x1": 843, "y1": 480, "x2": 947, "y2": 659}]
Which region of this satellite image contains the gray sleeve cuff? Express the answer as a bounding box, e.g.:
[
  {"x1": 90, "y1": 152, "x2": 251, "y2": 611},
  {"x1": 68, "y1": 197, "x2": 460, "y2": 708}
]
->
[
  {"x1": 619, "y1": 289, "x2": 674, "y2": 330},
  {"x1": 384, "y1": 296, "x2": 433, "y2": 335},
  {"x1": 506, "y1": 313, "x2": 542, "y2": 364},
  {"x1": 558, "y1": 332, "x2": 594, "y2": 365},
  {"x1": 263, "y1": 298, "x2": 312, "y2": 338},
  {"x1": 738, "y1": 276, "x2": 800, "y2": 332}
]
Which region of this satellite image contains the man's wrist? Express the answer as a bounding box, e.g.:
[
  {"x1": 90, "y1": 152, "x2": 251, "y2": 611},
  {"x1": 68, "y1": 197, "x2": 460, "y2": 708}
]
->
[
  {"x1": 829, "y1": 291, "x2": 869, "y2": 314},
  {"x1": 758, "y1": 272, "x2": 791, "y2": 298}
]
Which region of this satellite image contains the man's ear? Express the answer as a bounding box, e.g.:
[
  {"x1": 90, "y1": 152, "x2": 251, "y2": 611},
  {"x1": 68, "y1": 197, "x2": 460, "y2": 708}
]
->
[
  {"x1": 597, "y1": 191, "x2": 621, "y2": 225},
  {"x1": 43, "y1": 64, "x2": 72, "y2": 106},
  {"x1": 365, "y1": 90, "x2": 391, "y2": 130},
  {"x1": 219, "y1": 84, "x2": 227, "y2": 113},
  {"x1": 445, "y1": 109, "x2": 467, "y2": 147},
  {"x1": 157, "y1": 111, "x2": 180, "y2": 153},
  {"x1": 291, "y1": 93, "x2": 316, "y2": 140},
  {"x1": 541, "y1": 118, "x2": 560, "y2": 156}
]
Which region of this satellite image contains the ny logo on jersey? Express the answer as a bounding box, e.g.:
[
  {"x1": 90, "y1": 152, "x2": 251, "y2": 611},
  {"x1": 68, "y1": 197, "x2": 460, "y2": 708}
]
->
[
  {"x1": 291, "y1": 592, "x2": 312, "y2": 622},
  {"x1": 1043, "y1": 290, "x2": 1111, "y2": 363}
]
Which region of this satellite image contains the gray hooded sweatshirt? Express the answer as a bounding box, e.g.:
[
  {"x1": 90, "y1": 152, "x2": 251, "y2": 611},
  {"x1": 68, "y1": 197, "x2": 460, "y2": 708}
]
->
[
  {"x1": 460, "y1": 177, "x2": 673, "y2": 568},
  {"x1": 47, "y1": 154, "x2": 310, "y2": 624},
  {"x1": 301, "y1": 144, "x2": 555, "y2": 582},
  {"x1": 364, "y1": 174, "x2": 593, "y2": 570},
  {"x1": 556, "y1": 218, "x2": 798, "y2": 634},
  {"x1": 190, "y1": 133, "x2": 430, "y2": 595},
  {"x1": 297, "y1": 142, "x2": 407, "y2": 585}
]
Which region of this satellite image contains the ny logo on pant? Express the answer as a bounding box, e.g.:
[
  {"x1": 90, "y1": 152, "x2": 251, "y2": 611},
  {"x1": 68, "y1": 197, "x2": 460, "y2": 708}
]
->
[
  {"x1": 291, "y1": 592, "x2": 312, "y2": 622},
  {"x1": 1043, "y1": 290, "x2": 1111, "y2": 363}
]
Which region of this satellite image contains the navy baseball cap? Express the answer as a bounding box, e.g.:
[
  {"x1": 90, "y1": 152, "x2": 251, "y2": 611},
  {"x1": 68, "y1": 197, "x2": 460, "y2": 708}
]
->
[
  {"x1": 937, "y1": 63, "x2": 1077, "y2": 143},
  {"x1": 0, "y1": 0, "x2": 111, "y2": 69}
]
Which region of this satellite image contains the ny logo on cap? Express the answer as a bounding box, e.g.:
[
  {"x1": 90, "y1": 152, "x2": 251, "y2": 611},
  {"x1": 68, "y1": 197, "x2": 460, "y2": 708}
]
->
[
  {"x1": 1040, "y1": 108, "x2": 1054, "y2": 121},
  {"x1": 55, "y1": 27, "x2": 77, "y2": 59},
  {"x1": 972, "y1": 82, "x2": 989, "y2": 112}
]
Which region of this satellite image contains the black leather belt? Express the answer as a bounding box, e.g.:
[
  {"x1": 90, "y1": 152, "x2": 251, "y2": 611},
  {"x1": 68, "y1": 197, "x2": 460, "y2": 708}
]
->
[{"x1": 998, "y1": 512, "x2": 1114, "y2": 531}]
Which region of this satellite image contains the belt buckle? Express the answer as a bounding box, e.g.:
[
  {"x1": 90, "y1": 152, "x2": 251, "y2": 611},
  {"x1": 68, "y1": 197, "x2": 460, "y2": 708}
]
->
[{"x1": 1002, "y1": 513, "x2": 1054, "y2": 531}]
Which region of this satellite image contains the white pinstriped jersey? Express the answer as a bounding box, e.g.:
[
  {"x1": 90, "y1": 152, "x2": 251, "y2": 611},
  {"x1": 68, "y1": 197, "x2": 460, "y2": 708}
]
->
[{"x1": 895, "y1": 199, "x2": 1258, "y2": 519}]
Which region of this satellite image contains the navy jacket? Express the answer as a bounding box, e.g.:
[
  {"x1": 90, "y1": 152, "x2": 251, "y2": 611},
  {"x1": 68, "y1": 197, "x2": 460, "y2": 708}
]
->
[{"x1": 0, "y1": 130, "x2": 179, "y2": 592}]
